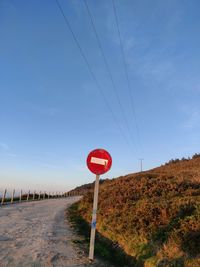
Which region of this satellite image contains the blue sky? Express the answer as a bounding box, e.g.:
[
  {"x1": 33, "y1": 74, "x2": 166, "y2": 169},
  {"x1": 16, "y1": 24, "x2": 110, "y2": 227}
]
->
[{"x1": 1, "y1": 0, "x2": 200, "y2": 192}]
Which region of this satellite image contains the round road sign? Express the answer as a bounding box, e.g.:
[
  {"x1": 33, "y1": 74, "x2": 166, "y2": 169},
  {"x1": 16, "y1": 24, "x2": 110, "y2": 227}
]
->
[{"x1": 87, "y1": 148, "x2": 112, "y2": 175}]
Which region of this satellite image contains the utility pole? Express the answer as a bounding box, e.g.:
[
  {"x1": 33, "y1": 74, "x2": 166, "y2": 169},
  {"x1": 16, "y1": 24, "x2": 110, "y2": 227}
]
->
[{"x1": 139, "y1": 158, "x2": 144, "y2": 172}]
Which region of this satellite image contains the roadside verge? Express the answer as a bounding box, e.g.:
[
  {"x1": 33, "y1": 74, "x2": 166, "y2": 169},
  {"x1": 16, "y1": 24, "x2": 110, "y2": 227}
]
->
[{"x1": 67, "y1": 202, "x2": 137, "y2": 267}]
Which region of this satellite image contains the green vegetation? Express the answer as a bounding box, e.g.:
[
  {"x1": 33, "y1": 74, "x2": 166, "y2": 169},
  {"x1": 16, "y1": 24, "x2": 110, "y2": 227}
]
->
[
  {"x1": 72, "y1": 156, "x2": 200, "y2": 267},
  {"x1": 68, "y1": 203, "x2": 136, "y2": 266}
]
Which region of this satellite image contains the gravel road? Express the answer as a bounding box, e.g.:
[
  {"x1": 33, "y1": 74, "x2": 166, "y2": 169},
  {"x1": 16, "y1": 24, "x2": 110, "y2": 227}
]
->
[{"x1": 0, "y1": 197, "x2": 109, "y2": 267}]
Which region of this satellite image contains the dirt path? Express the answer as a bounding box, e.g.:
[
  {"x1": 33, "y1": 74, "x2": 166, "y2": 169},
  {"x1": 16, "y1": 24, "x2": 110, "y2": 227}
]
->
[{"x1": 0, "y1": 197, "x2": 108, "y2": 267}]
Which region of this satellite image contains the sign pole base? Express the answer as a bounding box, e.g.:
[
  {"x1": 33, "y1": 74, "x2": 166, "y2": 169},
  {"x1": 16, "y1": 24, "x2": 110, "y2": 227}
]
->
[{"x1": 89, "y1": 174, "x2": 100, "y2": 260}]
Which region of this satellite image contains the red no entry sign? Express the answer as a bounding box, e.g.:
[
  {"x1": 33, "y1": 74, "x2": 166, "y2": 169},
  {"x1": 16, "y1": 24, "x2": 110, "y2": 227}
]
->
[
  {"x1": 87, "y1": 148, "x2": 112, "y2": 260},
  {"x1": 87, "y1": 149, "x2": 112, "y2": 175}
]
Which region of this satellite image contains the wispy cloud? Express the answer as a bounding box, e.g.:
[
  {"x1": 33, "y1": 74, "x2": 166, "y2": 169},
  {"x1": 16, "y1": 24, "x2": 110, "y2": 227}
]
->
[
  {"x1": 7, "y1": 153, "x2": 21, "y2": 158},
  {"x1": 132, "y1": 55, "x2": 174, "y2": 85},
  {"x1": 123, "y1": 37, "x2": 137, "y2": 52},
  {"x1": 0, "y1": 143, "x2": 9, "y2": 151},
  {"x1": 180, "y1": 104, "x2": 200, "y2": 130},
  {"x1": 183, "y1": 109, "x2": 200, "y2": 129},
  {"x1": 82, "y1": 82, "x2": 97, "y2": 95},
  {"x1": 110, "y1": 1, "x2": 185, "y2": 89},
  {"x1": 68, "y1": 162, "x2": 87, "y2": 173},
  {"x1": 30, "y1": 104, "x2": 61, "y2": 116},
  {"x1": 42, "y1": 163, "x2": 59, "y2": 169},
  {"x1": 0, "y1": 143, "x2": 22, "y2": 158}
]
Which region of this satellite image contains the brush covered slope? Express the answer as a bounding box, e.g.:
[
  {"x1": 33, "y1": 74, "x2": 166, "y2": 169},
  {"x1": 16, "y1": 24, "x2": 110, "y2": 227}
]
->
[{"x1": 77, "y1": 157, "x2": 200, "y2": 267}]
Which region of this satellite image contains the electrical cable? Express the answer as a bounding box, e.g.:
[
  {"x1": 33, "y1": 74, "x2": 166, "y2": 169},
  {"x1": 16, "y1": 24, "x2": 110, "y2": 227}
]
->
[
  {"x1": 112, "y1": 0, "x2": 143, "y2": 154},
  {"x1": 83, "y1": 0, "x2": 138, "y2": 152},
  {"x1": 55, "y1": 0, "x2": 131, "y2": 147}
]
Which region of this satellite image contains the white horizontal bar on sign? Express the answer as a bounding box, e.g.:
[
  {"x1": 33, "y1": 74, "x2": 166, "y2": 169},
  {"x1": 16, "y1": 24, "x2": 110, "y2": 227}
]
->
[{"x1": 91, "y1": 157, "x2": 108, "y2": 166}]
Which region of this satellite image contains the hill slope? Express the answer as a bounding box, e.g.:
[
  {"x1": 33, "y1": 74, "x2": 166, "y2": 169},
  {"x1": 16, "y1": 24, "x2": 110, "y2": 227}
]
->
[{"x1": 76, "y1": 157, "x2": 200, "y2": 267}]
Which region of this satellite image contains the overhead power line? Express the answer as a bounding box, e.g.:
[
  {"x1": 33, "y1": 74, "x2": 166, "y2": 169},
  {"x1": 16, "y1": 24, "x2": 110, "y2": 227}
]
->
[
  {"x1": 112, "y1": 0, "x2": 142, "y2": 154},
  {"x1": 55, "y1": 0, "x2": 130, "y2": 146},
  {"x1": 83, "y1": 0, "x2": 138, "y2": 152}
]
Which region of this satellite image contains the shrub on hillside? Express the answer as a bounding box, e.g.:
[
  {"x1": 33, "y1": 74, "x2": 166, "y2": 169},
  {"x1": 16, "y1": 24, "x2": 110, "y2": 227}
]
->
[{"x1": 77, "y1": 157, "x2": 200, "y2": 266}]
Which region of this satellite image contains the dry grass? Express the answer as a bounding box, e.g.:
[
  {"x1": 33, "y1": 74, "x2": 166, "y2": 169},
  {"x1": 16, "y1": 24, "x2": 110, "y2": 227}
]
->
[{"x1": 74, "y1": 156, "x2": 200, "y2": 266}]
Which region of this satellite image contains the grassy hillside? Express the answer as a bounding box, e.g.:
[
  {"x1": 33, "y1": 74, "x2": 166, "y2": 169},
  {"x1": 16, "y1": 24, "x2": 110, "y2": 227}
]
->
[{"x1": 74, "y1": 156, "x2": 200, "y2": 267}]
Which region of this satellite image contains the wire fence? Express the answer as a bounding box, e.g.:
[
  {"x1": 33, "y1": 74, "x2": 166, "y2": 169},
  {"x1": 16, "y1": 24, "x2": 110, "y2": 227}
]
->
[{"x1": 0, "y1": 188, "x2": 80, "y2": 206}]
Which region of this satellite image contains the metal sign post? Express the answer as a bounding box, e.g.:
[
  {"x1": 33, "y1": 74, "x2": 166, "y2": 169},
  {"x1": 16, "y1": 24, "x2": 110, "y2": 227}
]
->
[
  {"x1": 86, "y1": 148, "x2": 112, "y2": 261},
  {"x1": 89, "y1": 174, "x2": 100, "y2": 260}
]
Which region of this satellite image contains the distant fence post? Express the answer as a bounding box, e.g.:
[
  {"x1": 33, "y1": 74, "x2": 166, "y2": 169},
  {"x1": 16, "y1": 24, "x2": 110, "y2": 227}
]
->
[
  {"x1": 19, "y1": 190, "x2": 22, "y2": 202},
  {"x1": 27, "y1": 190, "x2": 30, "y2": 201},
  {"x1": 33, "y1": 190, "x2": 35, "y2": 201},
  {"x1": 0, "y1": 188, "x2": 70, "y2": 206},
  {"x1": 1, "y1": 189, "x2": 7, "y2": 205},
  {"x1": 11, "y1": 189, "x2": 15, "y2": 204}
]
